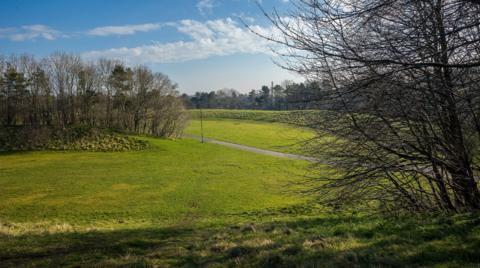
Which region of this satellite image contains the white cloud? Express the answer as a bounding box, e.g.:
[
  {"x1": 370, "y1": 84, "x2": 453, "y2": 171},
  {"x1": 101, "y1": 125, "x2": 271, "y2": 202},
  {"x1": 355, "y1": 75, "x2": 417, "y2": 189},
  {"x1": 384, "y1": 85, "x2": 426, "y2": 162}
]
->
[
  {"x1": 197, "y1": 0, "x2": 215, "y2": 15},
  {"x1": 0, "y1": 25, "x2": 60, "y2": 41},
  {"x1": 0, "y1": 22, "x2": 165, "y2": 41},
  {"x1": 232, "y1": 12, "x2": 256, "y2": 24},
  {"x1": 82, "y1": 18, "x2": 281, "y2": 65},
  {"x1": 87, "y1": 23, "x2": 162, "y2": 36}
]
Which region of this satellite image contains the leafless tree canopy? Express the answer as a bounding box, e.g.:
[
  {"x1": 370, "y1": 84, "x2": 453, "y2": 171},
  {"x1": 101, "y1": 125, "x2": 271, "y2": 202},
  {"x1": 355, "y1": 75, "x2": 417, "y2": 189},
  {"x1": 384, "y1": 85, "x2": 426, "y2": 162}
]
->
[
  {"x1": 0, "y1": 53, "x2": 187, "y2": 139},
  {"x1": 259, "y1": 0, "x2": 480, "y2": 212}
]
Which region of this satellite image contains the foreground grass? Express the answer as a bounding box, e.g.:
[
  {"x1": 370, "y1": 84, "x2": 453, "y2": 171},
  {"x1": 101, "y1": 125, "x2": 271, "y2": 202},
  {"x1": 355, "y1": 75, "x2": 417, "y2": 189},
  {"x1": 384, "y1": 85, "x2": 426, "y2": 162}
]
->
[
  {"x1": 1, "y1": 211, "x2": 479, "y2": 267},
  {"x1": 184, "y1": 119, "x2": 315, "y2": 154}
]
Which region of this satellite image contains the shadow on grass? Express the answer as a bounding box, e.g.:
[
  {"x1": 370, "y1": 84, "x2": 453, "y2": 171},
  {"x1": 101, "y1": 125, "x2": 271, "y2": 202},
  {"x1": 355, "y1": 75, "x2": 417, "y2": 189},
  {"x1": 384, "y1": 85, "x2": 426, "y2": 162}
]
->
[
  {"x1": 1, "y1": 213, "x2": 479, "y2": 267},
  {"x1": 0, "y1": 150, "x2": 38, "y2": 156}
]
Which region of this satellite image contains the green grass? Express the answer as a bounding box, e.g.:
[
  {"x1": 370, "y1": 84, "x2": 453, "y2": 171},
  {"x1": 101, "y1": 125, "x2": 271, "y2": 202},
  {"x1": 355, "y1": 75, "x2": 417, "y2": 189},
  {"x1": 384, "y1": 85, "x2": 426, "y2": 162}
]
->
[
  {"x1": 1, "y1": 120, "x2": 480, "y2": 266},
  {"x1": 0, "y1": 138, "x2": 312, "y2": 229},
  {"x1": 184, "y1": 119, "x2": 315, "y2": 154},
  {"x1": 189, "y1": 109, "x2": 323, "y2": 126}
]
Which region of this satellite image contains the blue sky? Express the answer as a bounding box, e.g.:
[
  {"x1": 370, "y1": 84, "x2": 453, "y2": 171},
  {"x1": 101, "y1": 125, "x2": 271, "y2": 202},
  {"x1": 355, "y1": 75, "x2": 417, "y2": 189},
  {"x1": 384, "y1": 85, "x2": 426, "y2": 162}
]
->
[{"x1": 0, "y1": 0, "x2": 301, "y2": 94}]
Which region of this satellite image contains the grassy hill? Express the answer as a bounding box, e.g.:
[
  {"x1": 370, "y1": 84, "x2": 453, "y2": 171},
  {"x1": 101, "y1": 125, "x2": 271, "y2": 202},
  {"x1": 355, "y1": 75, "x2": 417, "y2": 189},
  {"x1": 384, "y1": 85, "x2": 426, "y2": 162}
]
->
[
  {"x1": 189, "y1": 109, "x2": 323, "y2": 126},
  {"x1": 1, "y1": 113, "x2": 479, "y2": 267}
]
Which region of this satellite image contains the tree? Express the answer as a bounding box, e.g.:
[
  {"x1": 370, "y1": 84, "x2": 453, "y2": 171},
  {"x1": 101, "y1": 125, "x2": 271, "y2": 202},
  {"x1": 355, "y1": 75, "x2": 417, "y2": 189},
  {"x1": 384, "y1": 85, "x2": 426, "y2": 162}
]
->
[
  {"x1": 2, "y1": 66, "x2": 28, "y2": 126},
  {"x1": 0, "y1": 53, "x2": 187, "y2": 141},
  {"x1": 31, "y1": 66, "x2": 52, "y2": 126},
  {"x1": 98, "y1": 58, "x2": 118, "y2": 126},
  {"x1": 109, "y1": 65, "x2": 131, "y2": 128},
  {"x1": 77, "y1": 64, "x2": 98, "y2": 126},
  {"x1": 259, "y1": 0, "x2": 480, "y2": 212}
]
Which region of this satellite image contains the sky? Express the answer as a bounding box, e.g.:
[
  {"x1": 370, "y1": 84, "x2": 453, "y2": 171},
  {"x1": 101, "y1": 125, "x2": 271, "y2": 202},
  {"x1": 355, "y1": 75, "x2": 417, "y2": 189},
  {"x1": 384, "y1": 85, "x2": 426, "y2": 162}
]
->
[{"x1": 0, "y1": 0, "x2": 301, "y2": 94}]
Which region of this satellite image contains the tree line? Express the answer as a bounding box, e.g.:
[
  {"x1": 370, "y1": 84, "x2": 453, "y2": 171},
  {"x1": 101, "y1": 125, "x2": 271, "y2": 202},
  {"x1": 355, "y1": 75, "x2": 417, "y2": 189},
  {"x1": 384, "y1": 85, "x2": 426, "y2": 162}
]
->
[
  {"x1": 181, "y1": 80, "x2": 331, "y2": 110},
  {"x1": 0, "y1": 53, "x2": 186, "y2": 138},
  {"x1": 259, "y1": 0, "x2": 480, "y2": 213}
]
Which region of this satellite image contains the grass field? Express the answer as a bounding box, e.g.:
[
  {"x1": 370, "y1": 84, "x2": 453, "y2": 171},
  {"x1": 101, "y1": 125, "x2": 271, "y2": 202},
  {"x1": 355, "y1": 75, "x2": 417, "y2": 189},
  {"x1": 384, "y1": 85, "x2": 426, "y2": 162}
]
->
[
  {"x1": 1, "y1": 112, "x2": 480, "y2": 267},
  {"x1": 0, "y1": 138, "x2": 313, "y2": 229},
  {"x1": 184, "y1": 119, "x2": 315, "y2": 154},
  {"x1": 189, "y1": 109, "x2": 323, "y2": 126}
]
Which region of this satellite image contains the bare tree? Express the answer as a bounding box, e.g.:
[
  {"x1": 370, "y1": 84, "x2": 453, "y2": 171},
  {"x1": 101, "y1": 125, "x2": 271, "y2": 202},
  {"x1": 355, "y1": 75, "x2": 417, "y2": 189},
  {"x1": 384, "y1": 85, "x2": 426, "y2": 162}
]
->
[
  {"x1": 257, "y1": 0, "x2": 480, "y2": 212},
  {"x1": 0, "y1": 53, "x2": 187, "y2": 148}
]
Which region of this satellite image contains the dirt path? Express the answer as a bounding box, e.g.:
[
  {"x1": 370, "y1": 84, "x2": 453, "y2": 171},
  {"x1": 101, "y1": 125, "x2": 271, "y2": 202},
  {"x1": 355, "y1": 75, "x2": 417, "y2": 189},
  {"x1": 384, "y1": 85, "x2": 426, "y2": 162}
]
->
[{"x1": 183, "y1": 134, "x2": 318, "y2": 162}]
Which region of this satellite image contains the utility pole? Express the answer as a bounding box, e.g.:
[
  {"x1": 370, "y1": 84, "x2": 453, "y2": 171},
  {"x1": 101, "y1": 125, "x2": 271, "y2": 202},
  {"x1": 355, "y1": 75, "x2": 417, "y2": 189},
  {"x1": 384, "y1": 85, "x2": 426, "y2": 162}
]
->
[
  {"x1": 200, "y1": 107, "x2": 204, "y2": 143},
  {"x1": 271, "y1": 81, "x2": 275, "y2": 108}
]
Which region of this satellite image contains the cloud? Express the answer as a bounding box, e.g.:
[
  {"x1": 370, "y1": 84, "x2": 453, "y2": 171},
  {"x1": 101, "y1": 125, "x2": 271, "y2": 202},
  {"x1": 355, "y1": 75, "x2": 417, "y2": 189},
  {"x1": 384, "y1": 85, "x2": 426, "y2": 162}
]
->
[
  {"x1": 197, "y1": 0, "x2": 215, "y2": 15},
  {"x1": 232, "y1": 12, "x2": 256, "y2": 23},
  {"x1": 82, "y1": 18, "x2": 281, "y2": 65},
  {"x1": 0, "y1": 22, "x2": 164, "y2": 41},
  {"x1": 87, "y1": 23, "x2": 163, "y2": 36},
  {"x1": 0, "y1": 25, "x2": 60, "y2": 41}
]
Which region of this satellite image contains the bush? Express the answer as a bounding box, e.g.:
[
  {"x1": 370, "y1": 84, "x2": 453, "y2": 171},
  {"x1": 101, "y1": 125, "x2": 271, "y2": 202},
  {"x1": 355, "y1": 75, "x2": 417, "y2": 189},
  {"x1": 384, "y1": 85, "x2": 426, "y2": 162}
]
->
[{"x1": 0, "y1": 126, "x2": 149, "y2": 152}]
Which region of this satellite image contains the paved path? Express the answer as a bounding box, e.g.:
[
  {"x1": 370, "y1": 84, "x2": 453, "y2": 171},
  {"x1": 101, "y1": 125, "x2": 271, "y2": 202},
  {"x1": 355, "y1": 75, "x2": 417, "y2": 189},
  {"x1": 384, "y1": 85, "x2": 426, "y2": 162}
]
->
[
  {"x1": 183, "y1": 135, "x2": 437, "y2": 176},
  {"x1": 183, "y1": 134, "x2": 318, "y2": 162}
]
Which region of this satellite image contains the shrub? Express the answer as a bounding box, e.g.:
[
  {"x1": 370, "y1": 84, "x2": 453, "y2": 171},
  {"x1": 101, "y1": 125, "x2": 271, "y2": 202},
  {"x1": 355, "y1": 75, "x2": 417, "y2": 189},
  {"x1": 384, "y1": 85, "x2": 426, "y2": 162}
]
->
[{"x1": 0, "y1": 126, "x2": 149, "y2": 152}]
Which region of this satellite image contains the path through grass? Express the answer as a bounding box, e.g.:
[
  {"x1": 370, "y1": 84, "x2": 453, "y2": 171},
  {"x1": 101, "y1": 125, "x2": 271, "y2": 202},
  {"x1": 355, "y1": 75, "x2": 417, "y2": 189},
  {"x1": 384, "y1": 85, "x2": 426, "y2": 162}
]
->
[{"x1": 184, "y1": 119, "x2": 315, "y2": 154}]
